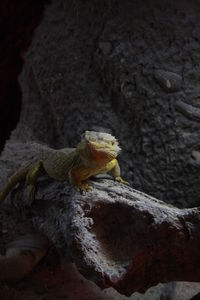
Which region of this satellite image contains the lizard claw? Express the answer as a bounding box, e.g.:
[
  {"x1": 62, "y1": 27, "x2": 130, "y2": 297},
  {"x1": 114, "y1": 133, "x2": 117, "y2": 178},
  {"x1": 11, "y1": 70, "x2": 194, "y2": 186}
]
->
[
  {"x1": 115, "y1": 177, "x2": 130, "y2": 186},
  {"x1": 76, "y1": 182, "x2": 90, "y2": 193}
]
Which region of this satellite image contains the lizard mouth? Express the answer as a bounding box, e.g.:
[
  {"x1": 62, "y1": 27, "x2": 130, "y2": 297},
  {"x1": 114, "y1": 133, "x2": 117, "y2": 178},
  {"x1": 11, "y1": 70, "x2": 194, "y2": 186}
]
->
[{"x1": 88, "y1": 141, "x2": 117, "y2": 160}]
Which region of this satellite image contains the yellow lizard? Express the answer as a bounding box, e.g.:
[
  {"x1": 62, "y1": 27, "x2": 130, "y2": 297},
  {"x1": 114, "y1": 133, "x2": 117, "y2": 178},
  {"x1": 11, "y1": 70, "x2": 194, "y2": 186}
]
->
[{"x1": 0, "y1": 130, "x2": 129, "y2": 204}]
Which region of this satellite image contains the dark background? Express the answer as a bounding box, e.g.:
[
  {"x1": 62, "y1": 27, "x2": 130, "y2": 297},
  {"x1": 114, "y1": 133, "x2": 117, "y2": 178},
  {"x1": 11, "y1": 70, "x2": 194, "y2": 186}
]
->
[{"x1": 0, "y1": 1, "x2": 47, "y2": 152}]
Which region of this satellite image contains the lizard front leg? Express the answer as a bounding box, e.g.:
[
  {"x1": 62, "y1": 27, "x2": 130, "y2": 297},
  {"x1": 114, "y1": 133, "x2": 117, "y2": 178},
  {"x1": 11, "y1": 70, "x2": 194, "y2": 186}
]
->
[
  {"x1": 108, "y1": 160, "x2": 129, "y2": 186},
  {"x1": 69, "y1": 166, "x2": 90, "y2": 192},
  {"x1": 26, "y1": 161, "x2": 44, "y2": 203}
]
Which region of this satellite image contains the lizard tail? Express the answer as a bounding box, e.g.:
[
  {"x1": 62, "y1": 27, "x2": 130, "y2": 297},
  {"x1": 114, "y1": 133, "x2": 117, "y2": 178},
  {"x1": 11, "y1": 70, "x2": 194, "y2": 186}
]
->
[{"x1": 0, "y1": 165, "x2": 30, "y2": 204}]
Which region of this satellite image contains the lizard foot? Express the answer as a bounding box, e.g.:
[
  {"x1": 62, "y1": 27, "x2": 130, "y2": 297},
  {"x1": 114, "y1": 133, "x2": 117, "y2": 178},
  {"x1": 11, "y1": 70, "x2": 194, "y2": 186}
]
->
[
  {"x1": 3, "y1": 234, "x2": 50, "y2": 281},
  {"x1": 115, "y1": 176, "x2": 130, "y2": 186},
  {"x1": 76, "y1": 182, "x2": 90, "y2": 193}
]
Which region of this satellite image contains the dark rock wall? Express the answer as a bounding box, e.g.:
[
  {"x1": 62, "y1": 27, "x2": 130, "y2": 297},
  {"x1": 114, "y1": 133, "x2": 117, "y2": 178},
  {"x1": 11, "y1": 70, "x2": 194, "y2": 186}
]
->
[
  {"x1": 13, "y1": 0, "x2": 200, "y2": 208},
  {"x1": 1, "y1": 1, "x2": 200, "y2": 299},
  {"x1": 94, "y1": 0, "x2": 200, "y2": 207}
]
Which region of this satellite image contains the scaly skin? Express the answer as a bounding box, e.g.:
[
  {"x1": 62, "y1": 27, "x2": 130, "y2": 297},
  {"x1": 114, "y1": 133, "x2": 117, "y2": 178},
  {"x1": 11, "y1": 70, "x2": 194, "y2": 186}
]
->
[{"x1": 0, "y1": 131, "x2": 129, "y2": 204}]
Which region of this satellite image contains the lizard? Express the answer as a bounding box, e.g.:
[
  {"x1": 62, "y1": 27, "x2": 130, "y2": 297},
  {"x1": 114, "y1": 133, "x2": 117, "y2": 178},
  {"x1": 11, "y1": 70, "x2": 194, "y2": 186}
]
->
[{"x1": 0, "y1": 130, "x2": 129, "y2": 204}]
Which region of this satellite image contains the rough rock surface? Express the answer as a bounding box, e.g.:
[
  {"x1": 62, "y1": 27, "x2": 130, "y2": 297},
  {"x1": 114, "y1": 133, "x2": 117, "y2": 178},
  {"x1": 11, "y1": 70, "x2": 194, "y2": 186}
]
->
[
  {"x1": 93, "y1": 0, "x2": 200, "y2": 208},
  {"x1": 11, "y1": 0, "x2": 200, "y2": 209},
  {"x1": 1, "y1": 142, "x2": 200, "y2": 298},
  {"x1": 1, "y1": 0, "x2": 200, "y2": 299}
]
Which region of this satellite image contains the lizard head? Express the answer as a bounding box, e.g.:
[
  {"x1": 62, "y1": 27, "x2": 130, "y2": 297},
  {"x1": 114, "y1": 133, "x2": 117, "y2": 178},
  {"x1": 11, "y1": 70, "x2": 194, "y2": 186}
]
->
[{"x1": 77, "y1": 131, "x2": 121, "y2": 165}]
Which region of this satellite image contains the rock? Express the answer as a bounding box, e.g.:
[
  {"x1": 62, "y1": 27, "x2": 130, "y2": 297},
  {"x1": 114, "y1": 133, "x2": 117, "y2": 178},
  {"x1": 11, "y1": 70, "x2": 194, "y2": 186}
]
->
[
  {"x1": 175, "y1": 100, "x2": 200, "y2": 121},
  {"x1": 99, "y1": 41, "x2": 112, "y2": 55},
  {"x1": 154, "y1": 70, "x2": 182, "y2": 92}
]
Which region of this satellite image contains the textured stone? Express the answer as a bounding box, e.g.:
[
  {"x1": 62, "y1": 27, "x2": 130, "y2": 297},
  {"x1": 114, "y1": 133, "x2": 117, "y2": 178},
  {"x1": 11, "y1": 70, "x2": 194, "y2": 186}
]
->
[
  {"x1": 1, "y1": 0, "x2": 200, "y2": 299},
  {"x1": 154, "y1": 70, "x2": 182, "y2": 92},
  {"x1": 1, "y1": 142, "x2": 200, "y2": 297}
]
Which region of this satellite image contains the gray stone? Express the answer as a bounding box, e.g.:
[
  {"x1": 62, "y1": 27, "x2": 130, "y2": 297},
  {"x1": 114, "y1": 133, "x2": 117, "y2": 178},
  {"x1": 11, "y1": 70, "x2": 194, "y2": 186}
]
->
[
  {"x1": 99, "y1": 41, "x2": 112, "y2": 55},
  {"x1": 154, "y1": 70, "x2": 182, "y2": 92}
]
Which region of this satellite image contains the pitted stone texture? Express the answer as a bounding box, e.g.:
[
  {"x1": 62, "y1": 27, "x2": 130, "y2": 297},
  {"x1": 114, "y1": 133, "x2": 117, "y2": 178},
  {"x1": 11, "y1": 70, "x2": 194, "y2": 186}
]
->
[
  {"x1": 94, "y1": 0, "x2": 200, "y2": 207},
  {"x1": 13, "y1": 0, "x2": 200, "y2": 207},
  {"x1": 154, "y1": 70, "x2": 182, "y2": 92},
  {"x1": 3, "y1": 0, "x2": 200, "y2": 298}
]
